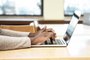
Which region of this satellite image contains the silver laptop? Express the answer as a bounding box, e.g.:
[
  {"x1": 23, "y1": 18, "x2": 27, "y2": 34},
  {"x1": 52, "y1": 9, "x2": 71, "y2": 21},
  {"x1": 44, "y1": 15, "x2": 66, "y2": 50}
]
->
[{"x1": 32, "y1": 10, "x2": 82, "y2": 47}]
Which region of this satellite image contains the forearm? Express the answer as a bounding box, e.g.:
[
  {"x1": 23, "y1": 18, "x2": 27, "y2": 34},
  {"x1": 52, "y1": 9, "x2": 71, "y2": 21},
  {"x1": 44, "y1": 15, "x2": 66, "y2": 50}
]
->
[
  {"x1": 0, "y1": 29, "x2": 30, "y2": 37},
  {"x1": 0, "y1": 35, "x2": 31, "y2": 50}
]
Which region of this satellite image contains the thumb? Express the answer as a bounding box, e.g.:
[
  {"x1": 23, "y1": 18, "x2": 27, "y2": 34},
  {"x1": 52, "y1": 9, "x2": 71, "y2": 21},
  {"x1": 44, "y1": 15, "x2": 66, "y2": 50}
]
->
[{"x1": 42, "y1": 26, "x2": 47, "y2": 31}]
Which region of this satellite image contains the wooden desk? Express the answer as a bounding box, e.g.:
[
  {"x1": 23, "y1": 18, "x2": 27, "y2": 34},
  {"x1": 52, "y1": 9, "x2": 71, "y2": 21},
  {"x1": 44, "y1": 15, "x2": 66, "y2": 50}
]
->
[{"x1": 0, "y1": 24, "x2": 90, "y2": 60}]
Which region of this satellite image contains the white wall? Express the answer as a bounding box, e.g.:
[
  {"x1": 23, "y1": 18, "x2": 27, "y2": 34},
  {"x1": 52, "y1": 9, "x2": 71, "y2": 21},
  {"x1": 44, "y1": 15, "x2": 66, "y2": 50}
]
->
[{"x1": 44, "y1": 0, "x2": 64, "y2": 20}]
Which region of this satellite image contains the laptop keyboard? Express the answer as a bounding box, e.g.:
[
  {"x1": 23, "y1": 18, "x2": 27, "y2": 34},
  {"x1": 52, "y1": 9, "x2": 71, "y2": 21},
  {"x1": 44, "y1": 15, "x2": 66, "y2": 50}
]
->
[
  {"x1": 54, "y1": 39, "x2": 65, "y2": 45},
  {"x1": 43, "y1": 39, "x2": 66, "y2": 45}
]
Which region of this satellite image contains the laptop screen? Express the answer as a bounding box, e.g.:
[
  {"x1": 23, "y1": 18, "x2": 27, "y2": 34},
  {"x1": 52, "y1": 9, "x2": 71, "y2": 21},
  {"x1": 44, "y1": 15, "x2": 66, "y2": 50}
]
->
[{"x1": 64, "y1": 10, "x2": 82, "y2": 44}]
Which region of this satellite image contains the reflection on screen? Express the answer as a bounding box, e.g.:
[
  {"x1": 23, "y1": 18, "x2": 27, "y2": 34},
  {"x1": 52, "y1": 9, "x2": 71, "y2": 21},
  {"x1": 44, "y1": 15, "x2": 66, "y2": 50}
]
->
[
  {"x1": 64, "y1": 10, "x2": 81, "y2": 44},
  {"x1": 66, "y1": 14, "x2": 79, "y2": 38}
]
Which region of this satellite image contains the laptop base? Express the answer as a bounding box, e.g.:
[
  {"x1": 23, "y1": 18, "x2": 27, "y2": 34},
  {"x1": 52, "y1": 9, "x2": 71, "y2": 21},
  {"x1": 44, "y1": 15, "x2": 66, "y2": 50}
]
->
[
  {"x1": 31, "y1": 39, "x2": 67, "y2": 48},
  {"x1": 31, "y1": 44, "x2": 67, "y2": 48}
]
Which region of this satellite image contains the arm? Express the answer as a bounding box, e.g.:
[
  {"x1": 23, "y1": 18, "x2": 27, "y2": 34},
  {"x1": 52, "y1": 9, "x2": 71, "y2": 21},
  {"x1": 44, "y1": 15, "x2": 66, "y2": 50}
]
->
[
  {"x1": 0, "y1": 35, "x2": 31, "y2": 50},
  {"x1": 0, "y1": 27, "x2": 56, "y2": 50},
  {"x1": 0, "y1": 29, "x2": 30, "y2": 37},
  {"x1": 0, "y1": 32, "x2": 55, "y2": 50}
]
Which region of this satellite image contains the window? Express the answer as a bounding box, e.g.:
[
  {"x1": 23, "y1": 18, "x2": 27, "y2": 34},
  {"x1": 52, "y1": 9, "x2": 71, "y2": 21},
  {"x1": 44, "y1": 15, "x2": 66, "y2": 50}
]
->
[
  {"x1": 64, "y1": 0, "x2": 90, "y2": 15},
  {"x1": 0, "y1": 0, "x2": 43, "y2": 16}
]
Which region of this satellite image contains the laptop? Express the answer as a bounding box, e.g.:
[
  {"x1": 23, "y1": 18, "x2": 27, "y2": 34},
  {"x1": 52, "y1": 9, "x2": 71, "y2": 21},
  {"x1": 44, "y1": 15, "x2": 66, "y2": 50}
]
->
[{"x1": 31, "y1": 10, "x2": 82, "y2": 47}]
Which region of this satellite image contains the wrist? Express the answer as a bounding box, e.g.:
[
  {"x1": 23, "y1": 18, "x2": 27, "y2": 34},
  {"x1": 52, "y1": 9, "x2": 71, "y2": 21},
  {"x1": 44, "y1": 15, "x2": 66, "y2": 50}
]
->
[
  {"x1": 28, "y1": 36, "x2": 36, "y2": 45},
  {"x1": 28, "y1": 33, "x2": 35, "y2": 37}
]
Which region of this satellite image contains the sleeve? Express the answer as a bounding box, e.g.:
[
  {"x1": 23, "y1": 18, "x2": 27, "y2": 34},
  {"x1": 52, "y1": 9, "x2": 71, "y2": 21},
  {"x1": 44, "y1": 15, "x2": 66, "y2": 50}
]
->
[
  {"x1": 0, "y1": 35, "x2": 31, "y2": 50},
  {"x1": 0, "y1": 29, "x2": 30, "y2": 37}
]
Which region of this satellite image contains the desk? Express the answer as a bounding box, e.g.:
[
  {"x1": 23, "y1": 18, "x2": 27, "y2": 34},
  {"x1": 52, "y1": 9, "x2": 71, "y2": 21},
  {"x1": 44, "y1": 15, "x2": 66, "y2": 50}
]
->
[{"x1": 0, "y1": 24, "x2": 90, "y2": 60}]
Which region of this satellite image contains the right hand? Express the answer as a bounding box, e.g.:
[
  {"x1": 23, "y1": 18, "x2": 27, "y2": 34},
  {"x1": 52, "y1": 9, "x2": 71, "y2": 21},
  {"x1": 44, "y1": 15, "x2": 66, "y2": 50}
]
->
[
  {"x1": 30, "y1": 31, "x2": 55, "y2": 45},
  {"x1": 28, "y1": 26, "x2": 56, "y2": 45}
]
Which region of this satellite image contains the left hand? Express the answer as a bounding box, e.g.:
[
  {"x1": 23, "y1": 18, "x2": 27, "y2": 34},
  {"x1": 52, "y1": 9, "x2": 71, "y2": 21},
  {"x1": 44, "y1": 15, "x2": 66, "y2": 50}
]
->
[{"x1": 28, "y1": 26, "x2": 56, "y2": 38}]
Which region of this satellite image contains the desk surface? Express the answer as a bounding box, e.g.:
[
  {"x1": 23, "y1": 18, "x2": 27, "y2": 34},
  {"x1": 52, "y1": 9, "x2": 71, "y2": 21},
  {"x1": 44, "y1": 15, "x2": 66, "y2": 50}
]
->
[{"x1": 0, "y1": 24, "x2": 90, "y2": 60}]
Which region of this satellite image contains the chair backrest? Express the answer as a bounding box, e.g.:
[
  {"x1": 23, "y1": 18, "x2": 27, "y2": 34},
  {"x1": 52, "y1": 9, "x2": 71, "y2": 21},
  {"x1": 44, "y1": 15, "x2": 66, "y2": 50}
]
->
[
  {"x1": 33, "y1": 20, "x2": 41, "y2": 32},
  {"x1": 0, "y1": 21, "x2": 38, "y2": 33}
]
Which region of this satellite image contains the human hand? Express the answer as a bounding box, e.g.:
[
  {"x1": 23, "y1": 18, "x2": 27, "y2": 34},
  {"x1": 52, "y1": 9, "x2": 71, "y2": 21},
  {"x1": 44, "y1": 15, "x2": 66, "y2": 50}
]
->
[
  {"x1": 30, "y1": 31, "x2": 56, "y2": 45},
  {"x1": 28, "y1": 26, "x2": 56, "y2": 45},
  {"x1": 44, "y1": 27, "x2": 56, "y2": 41},
  {"x1": 28, "y1": 26, "x2": 56, "y2": 37},
  {"x1": 28, "y1": 26, "x2": 46, "y2": 37}
]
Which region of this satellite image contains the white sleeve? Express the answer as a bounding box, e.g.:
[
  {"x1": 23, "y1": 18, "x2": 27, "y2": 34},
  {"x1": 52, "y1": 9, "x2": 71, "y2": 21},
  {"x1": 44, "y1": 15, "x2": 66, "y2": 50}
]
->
[
  {"x1": 0, "y1": 35, "x2": 31, "y2": 50},
  {"x1": 0, "y1": 29, "x2": 30, "y2": 37}
]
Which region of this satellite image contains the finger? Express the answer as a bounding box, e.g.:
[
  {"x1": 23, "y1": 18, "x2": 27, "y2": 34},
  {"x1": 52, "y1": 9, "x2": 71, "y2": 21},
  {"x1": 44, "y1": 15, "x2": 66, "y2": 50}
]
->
[
  {"x1": 37, "y1": 27, "x2": 41, "y2": 31},
  {"x1": 37, "y1": 26, "x2": 47, "y2": 33},
  {"x1": 46, "y1": 29, "x2": 56, "y2": 34},
  {"x1": 43, "y1": 32, "x2": 56, "y2": 40},
  {"x1": 46, "y1": 28, "x2": 53, "y2": 32},
  {"x1": 51, "y1": 36, "x2": 56, "y2": 41},
  {"x1": 41, "y1": 26, "x2": 47, "y2": 31},
  {"x1": 50, "y1": 38, "x2": 54, "y2": 44},
  {"x1": 51, "y1": 33, "x2": 56, "y2": 41},
  {"x1": 47, "y1": 32, "x2": 54, "y2": 38}
]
